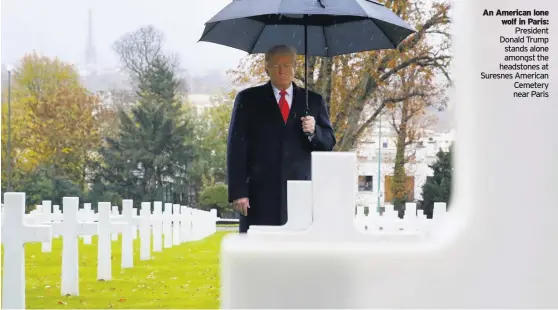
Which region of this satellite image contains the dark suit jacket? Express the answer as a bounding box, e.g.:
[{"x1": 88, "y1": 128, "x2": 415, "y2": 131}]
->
[{"x1": 227, "y1": 81, "x2": 335, "y2": 233}]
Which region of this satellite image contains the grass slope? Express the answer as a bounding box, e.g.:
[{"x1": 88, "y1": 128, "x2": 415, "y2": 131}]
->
[{"x1": 2, "y1": 231, "x2": 234, "y2": 309}]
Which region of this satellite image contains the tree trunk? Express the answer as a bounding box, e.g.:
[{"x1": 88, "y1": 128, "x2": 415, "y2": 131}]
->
[
  {"x1": 392, "y1": 102, "x2": 410, "y2": 218},
  {"x1": 318, "y1": 58, "x2": 333, "y2": 115}
]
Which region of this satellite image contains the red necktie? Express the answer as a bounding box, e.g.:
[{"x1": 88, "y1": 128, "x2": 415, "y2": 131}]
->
[{"x1": 279, "y1": 90, "x2": 290, "y2": 123}]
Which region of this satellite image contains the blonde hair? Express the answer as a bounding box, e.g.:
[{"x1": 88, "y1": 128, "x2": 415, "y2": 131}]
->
[{"x1": 265, "y1": 45, "x2": 297, "y2": 65}]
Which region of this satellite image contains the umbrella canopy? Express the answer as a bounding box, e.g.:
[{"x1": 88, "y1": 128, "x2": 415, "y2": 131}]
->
[{"x1": 199, "y1": 0, "x2": 416, "y2": 57}]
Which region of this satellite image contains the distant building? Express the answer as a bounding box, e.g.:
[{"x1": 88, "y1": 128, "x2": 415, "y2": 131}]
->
[
  {"x1": 187, "y1": 93, "x2": 232, "y2": 115},
  {"x1": 356, "y1": 112, "x2": 454, "y2": 208}
]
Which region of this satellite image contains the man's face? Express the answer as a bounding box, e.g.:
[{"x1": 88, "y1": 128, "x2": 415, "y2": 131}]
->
[{"x1": 266, "y1": 54, "x2": 295, "y2": 90}]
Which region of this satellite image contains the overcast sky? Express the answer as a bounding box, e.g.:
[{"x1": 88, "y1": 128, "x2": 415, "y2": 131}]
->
[{"x1": 1, "y1": 0, "x2": 248, "y2": 75}]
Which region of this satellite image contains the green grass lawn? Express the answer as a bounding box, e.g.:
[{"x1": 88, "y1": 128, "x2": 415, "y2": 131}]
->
[{"x1": 2, "y1": 231, "x2": 235, "y2": 309}]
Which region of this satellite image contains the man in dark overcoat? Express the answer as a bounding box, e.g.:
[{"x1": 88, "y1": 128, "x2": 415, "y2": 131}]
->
[{"x1": 227, "y1": 45, "x2": 336, "y2": 233}]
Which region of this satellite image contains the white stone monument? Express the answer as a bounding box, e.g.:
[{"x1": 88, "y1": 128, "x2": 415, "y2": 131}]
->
[
  {"x1": 180, "y1": 205, "x2": 191, "y2": 243},
  {"x1": 111, "y1": 206, "x2": 120, "y2": 241},
  {"x1": 80, "y1": 203, "x2": 96, "y2": 244},
  {"x1": 41, "y1": 200, "x2": 53, "y2": 252},
  {"x1": 152, "y1": 202, "x2": 164, "y2": 252},
  {"x1": 139, "y1": 202, "x2": 152, "y2": 260},
  {"x1": 172, "y1": 204, "x2": 181, "y2": 245},
  {"x1": 163, "y1": 203, "x2": 173, "y2": 248},
  {"x1": 56, "y1": 197, "x2": 98, "y2": 296},
  {"x1": 97, "y1": 202, "x2": 127, "y2": 281},
  {"x1": 1, "y1": 193, "x2": 51, "y2": 310},
  {"x1": 121, "y1": 199, "x2": 139, "y2": 268}
]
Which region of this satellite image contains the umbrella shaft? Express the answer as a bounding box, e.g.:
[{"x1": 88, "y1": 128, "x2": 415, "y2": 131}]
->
[{"x1": 304, "y1": 21, "x2": 309, "y2": 116}]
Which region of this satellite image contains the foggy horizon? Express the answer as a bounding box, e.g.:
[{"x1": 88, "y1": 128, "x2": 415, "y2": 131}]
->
[{"x1": 1, "y1": 0, "x2": 248, "y2": 75}]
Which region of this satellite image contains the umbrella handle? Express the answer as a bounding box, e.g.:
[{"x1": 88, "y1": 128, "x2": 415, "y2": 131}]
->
[{"x1": 304, "y1": 104, "x2": 312, "y2": 136}]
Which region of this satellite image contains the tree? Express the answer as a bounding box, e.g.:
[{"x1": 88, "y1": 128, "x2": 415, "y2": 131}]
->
[
  {"x1": 198, "y1": 183, "x2": 231, "y2": 215},
  {"x1": 95, "y1": 89, "x2": 138, "y2": 140},
  {"x1": 1, "y1": 52, "x2": 102, "y2": 190},
  {"x1": 384, "y1": 65, "x2": 444, "y2": 215},
  {"x1": 112, "y1": 25, "x2": 187, "y2": 93},
  {"x1": 197, "y1": 101, "x2": 233, "y2": 183},
  {"x1": 227, "y1": 0, "x2": 451, "y2": 152},
  {"x1": 96, "y1": 56, "x2": 196, "y2": 205},
  {"x1": 419, "y1": 145, "x2": 453, "y2": 218}
]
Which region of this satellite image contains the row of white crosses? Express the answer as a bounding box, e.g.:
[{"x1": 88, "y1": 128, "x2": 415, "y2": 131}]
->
[
  {"x1": 0, "y1": 193, "x2": 218, "y2": 310},
  {"x1": 353, "y1": 202, "x2": 447, "y2": 233},
  {"x1": 246, "y1": 184, "x2": 448, "y2": 236}
]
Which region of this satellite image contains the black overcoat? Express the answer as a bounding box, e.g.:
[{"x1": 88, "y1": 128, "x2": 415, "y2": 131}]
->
[{"x1": 227, "y1": 81, "x2": 336, "y2": 233}]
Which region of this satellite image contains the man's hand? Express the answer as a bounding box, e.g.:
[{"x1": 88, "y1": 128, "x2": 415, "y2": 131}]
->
[
  {"x1": 301, "y1": 116, "x2": 315, "y2": 135},
  {"x1": 233, "y1": 197, "x2": 250, "y2": 216}
]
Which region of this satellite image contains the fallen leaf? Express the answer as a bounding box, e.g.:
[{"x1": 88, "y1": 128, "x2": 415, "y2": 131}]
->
[
  {"x1": 119, "y1": 298, "x2": 126, "y2": 302},
  {"x1": 57, "y1": 301, "x2": 67, "y2": 305}
]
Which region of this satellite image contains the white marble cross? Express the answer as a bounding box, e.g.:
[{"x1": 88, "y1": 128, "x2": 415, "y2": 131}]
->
[
  {"x1": 139, "y1": 202, "x2": 152, "y2": 261},
  {"x1": 163, "y1": 203, "x2": 173, "y2": 248},
  {"x1": 380, "y1": 205, "x2": 397, "y2": 233},
  {"x1": 111, "y1": 206, "x2": 120, "y2": 241},
  {"x1": 80, "y1": 203, "x2": 96, "y2": 244},
  {"x1": 403, "y1": 202, "x2": 418, "y2": 232},
  {"x1": 120, "y1": 199, "x2": 138, "y2": 268},
  {"x1": 172, "y1": 204, "x2": 181, "y2": 245},
  {"x1": 180, "y1": 206, "x2": 191, "y2": 242},
  {"x1": 41, "y1": 200, "x2": 53, "y2": 252},
  {"x1": 152, "y1": 202, "x2": 163, "y2": 252},
  {"x1": 52, "y1": 205, "x2": 62, "y2": 238},
  {"x1": 190, "y1": 208, "x2": 201, "y2": 241},
  {"x1": 97, "y1": 202, "x2": 127, "y2": 281},
  {"x1": 210, "y1": 209, "x2": 218, "y2": 235},
  {"x1": 51, "y1": 197, "x2": 98, "y2": 296},
  {"x1": 1, "y1": 193, "x2": 51, "y2": 309}
]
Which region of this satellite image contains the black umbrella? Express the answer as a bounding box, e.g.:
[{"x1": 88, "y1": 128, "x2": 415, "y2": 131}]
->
[{"x1": 199, "y1": 0, "x2": 416, "y2": 117}]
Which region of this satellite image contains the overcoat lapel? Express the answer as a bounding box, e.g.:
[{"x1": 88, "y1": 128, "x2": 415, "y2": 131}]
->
[
  {"x1": 288, "y1": 84, "x2": 305, "y2": 125},
  {"x1": 264, "y1": 81, "x2": 287, "y2": 126}
]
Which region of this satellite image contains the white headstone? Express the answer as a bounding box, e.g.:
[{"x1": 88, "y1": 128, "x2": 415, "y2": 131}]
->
[
  {"x1": 180, "y1": 205, "x2": 191, "y2": 243},
  {"x1": 210, "y1": 209, "x2": 218, "y2": 234},
  {"x1": 163, "y1": 203, "x2": 173, "y2": 248},
  {"x1": 1, "y1": 193, "x2": 51, "y2": 310},
  {"x1": 53, "y1": 197, "x2": 98, "y2": 296},
  {"x1": 365, "y1": 205, "x2": 380, "y2": 231},
  {"x1": 382, "y1": 204, "x2": 397, "y2": 233},
  {"x1": 172, "y1": 204, "x2": 181, "y2": 245},
  {"x1": 111, "y1": 206, "x2": 120, "y2": 241},
  {"x1": 97, "y1": 202, "x2": 127, "y2": 281},
  {"x1": 403, "y1": 202, "x2": 417, "y2": 232},
  {"x1": 120, "y1": 200, "x2": 137, "y2": 268},
  {"x1": 81, "y1": 203, "x2": 95, "y2": 244},
  {"x1": 41, "y1": 200, "x2": 53, "y2": 252},
  {"x1": 52, "y1": 204, "x2": 61, "y2": 238},
  {"x1": 152, "y1": 202, "x2": 163, "y2": 252},
  {"x1": 139, "y1": 202, "x2": 151, "y2": 260}
]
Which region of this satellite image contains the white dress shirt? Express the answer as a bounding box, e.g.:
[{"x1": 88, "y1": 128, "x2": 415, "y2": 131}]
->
[
  {"x1": 271, "y1": 83, "x2": 314, "y2": 140},
  {"x1": 271, "y1": 83, "x2": 293, "y2": 108}
]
